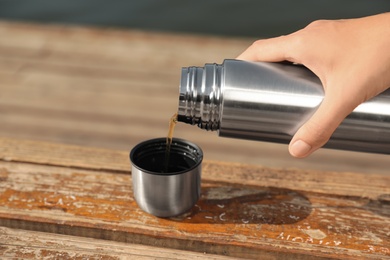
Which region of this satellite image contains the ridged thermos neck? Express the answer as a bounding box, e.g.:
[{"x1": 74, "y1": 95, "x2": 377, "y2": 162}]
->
[{"x1": 178, "y1": 63, "x2": 222, "y2": 131}]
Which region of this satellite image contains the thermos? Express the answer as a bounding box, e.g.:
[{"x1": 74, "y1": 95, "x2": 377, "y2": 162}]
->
[{"x1": 177, "y1": 59, "x2": 390, "y2": 154}]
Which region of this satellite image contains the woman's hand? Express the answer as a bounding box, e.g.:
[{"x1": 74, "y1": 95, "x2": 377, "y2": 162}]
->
[{"x1": 237, "y1": 13, "x2": 390, "y2": 158}]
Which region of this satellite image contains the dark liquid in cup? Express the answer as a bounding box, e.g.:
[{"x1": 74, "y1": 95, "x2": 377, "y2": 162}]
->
[
  {"x1": 131, "y1": 115, "x2": 201, "y2": 174},
  {"x1": 131, "y1": 137, "x2": 202, "y2": 175},
  {"x1": 137, "y1": 151, "x2": 197, "y2": 174}
]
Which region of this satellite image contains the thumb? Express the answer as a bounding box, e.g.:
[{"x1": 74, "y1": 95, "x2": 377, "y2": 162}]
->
[{"x1": 289, "y1": 95, "x2": 355, "y2": 158}]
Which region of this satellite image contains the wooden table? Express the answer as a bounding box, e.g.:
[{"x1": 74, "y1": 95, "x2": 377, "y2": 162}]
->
[
  {"x1": 0, "y1": 20, "x2": 389, "y2": 259},
  {"x1": 0, "y1": 137, "x2": 389, "y2": 259}
]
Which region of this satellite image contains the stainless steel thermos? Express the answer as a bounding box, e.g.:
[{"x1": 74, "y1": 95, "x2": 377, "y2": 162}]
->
[{"x1": 177, "y1": 59, "x2": 390, "y2": 154}]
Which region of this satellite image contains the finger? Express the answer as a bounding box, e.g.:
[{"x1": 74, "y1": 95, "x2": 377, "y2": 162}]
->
[
  {"x1": 236, "y1": 35, "x2": 297, "y2": 63},
  {"x1": 288, "y1": 95, "x2": 357, "y2": 158}
]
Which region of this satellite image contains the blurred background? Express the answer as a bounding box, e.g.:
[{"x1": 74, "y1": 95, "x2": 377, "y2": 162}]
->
[
  {"x1": 0, "y1": 0, "x2": 389, "y2": 174},
  {"x1": 0, "y1": 0, "x2": 389, "y2": 37}
]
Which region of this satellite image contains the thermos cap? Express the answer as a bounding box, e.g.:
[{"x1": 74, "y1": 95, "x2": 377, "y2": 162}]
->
[{"x1": 130, "y1": 138, "x2": 203, "y2": 217}]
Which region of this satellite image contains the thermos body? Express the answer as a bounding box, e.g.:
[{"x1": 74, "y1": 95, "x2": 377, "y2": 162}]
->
[{"x1": 178, "y1": 59, "x2": 390, "y2": 154}]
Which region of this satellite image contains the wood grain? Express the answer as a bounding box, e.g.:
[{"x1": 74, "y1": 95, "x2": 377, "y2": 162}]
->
[
  {"x1": 0, "y1": 21, "x2": 388, "y2": 175},
  {"x1": 0, "y1": 227, "x2": 234, "y2": 259},
  {"x1": 0, "y1": 138, "x2": 389, "y2": 259}
]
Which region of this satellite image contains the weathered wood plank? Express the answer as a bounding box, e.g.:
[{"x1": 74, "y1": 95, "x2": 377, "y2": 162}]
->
[
  {"x1": 0, "y1": 227, "x2": 234, "y2": 259},
  {"x1": 0, "y1": 137, "x2": 388, "y2": 197},
  {"x1": 0, "y1": 138, "x2": 389, "y2": 259}
]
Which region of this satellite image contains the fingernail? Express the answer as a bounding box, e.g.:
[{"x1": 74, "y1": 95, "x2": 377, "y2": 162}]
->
[{"x1": 290, "y1": 140, "x2": 312, "y2": 158}]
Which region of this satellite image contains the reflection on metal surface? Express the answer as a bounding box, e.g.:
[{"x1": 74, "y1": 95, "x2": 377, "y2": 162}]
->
[{"x1": 178, "y1": 59, "x2": 390, "y2": 154}]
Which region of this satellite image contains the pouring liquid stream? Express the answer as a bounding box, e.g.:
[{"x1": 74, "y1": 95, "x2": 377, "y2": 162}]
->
[{"x1": 164, "y1": 113, "x2": 178, "y2": 173}]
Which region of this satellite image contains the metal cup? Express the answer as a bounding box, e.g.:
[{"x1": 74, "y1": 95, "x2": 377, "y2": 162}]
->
[{"x1": 130, "y1": 138, "x2": 203, "y2": 217}]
